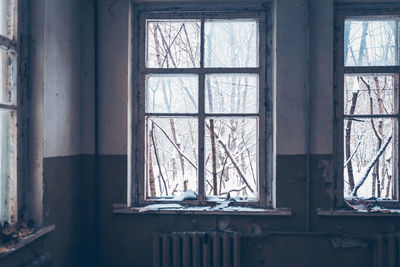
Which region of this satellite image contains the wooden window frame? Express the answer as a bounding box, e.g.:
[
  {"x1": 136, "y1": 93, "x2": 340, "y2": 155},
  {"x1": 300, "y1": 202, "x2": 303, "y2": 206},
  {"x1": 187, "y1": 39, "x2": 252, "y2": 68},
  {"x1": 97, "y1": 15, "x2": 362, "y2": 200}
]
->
[
  {"x1": 334, "y1": 4, "x2": 400, "y2": 209},
  {"x1": 0, "y1": 0, "x2": 25, "y2": 222},
  {"x1": 128, "y1": 2, "x2": 274, "y2": 209}
]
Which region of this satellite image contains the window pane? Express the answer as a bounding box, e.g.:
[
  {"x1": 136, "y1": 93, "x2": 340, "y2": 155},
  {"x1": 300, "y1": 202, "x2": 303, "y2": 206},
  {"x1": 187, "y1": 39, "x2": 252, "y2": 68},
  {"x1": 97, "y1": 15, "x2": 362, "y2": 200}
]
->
[
  {"x1": 145, "y1": 117, "x2": 198, "y2": 198},
  {"x1": 205, "y1": 74, "x2": 258, "y2": 114},
  {"x1": 146, "y1": 20, "x2": 200, "y2": 68},
  {"x1": 0, "y1": 109, "x2": 16, "y2": 222},
  {"x1": 345, "y1": 20, "x2": 397, "y2": 66},
  {"x1": 0, "y1": 49, "x2": 16, "y2": 105},
  {"x1": 344, "y1": 74, "x2": 397, "y2": 115},
  {"x1": 344, "y1": 118, "x2": 395, "y2": 200},
  {"x1": 0, "y1": 0, "x2": 13, "y2": 39},
  {"x1": 204, "y1": 20, "x2": 258, "y2": 68},
  {"x1": 205, "y1": 117, "x2": 258, "y2": 199},
  {"x1": 145, "y1": 74, "x2": 198, "y2": 113}
]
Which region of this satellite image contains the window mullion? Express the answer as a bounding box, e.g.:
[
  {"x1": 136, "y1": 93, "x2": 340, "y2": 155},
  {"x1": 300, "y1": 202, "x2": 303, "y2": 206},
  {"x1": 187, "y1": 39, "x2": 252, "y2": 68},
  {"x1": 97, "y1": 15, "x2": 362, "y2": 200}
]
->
[{"x1": 198, "y1": 19, "x2": 205, "y2": 201}]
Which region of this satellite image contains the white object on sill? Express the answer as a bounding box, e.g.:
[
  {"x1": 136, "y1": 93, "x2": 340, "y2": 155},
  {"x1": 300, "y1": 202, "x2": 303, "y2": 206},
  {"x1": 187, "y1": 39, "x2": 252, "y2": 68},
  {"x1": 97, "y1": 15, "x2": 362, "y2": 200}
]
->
[{"x1": 172, "y1": 189, "x2": 198, "y2": 201}]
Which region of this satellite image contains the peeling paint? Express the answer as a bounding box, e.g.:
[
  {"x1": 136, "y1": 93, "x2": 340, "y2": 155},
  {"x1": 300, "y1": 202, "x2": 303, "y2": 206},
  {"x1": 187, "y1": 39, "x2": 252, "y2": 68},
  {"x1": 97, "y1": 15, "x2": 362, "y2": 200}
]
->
[{"x1": 330, "y1": 237, "x2": 368, "y2": 249}]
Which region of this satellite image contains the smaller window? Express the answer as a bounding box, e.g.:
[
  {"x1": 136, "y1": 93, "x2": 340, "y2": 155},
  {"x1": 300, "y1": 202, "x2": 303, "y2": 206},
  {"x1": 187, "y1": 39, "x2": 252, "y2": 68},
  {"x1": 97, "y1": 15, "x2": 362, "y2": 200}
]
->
[{"x1": 336, "y1": 7, "x2": 400, "y2": 207}]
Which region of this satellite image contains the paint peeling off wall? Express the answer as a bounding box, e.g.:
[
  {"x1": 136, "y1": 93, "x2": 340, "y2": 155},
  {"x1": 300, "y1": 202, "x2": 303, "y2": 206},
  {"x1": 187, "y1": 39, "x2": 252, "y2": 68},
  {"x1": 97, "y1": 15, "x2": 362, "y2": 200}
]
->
[{"x1": 330, "y1": 237, "x2": 368, "y2": 248}]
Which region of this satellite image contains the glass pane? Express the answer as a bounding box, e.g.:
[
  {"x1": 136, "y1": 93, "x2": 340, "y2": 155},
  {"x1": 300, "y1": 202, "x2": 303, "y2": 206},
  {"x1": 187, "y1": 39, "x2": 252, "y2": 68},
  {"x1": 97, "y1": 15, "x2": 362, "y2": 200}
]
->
[
  {"x1": 0, "y1": 110, "x2": 16, "y2": 222},
  {"x1": 145, "y1": 74, "x2": 198, "y2": 113},
  {"x1": 344, "y1": 118, "x2": 395, "y2": 200},
  {"x1": 205, "y1": 117, "x2": 258, "y2": 199},
  {"x1": 0, "y1": 49, "x2": 16, "y2": 105},
  {"x1": 0, "y1": 0, "x2": 13, "y2": 39},
  {"x1": 344, "y1": 74, "x2": 397, "y2": 115},
  {"x1": 145, "y1": 117, "x2": 198, "y2": 198},
  {"x1": 146, "y1": 20, "x2": 200, "y2": 68},
  {"x1": 345, "y1": 20, "x2": 397, "y2": 66},
  {"x1": 205, "y1": 74, "x2": 258, "y2": 114},
  {"x1": 204, "y1": 19, "x2": 258, "y2": 68}
]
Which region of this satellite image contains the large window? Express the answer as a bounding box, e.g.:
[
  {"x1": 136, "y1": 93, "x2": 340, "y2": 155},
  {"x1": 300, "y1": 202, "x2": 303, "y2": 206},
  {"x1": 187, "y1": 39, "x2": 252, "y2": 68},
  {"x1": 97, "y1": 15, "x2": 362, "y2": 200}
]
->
[
  {"x1": 336, "y1": 6, "x2": 400, "y2": 206},
  {"x1": 130, "y1": 5, "x2": 272, "y2": 207},
  {"x1": 0, "y1": 0, "x2": 17, "y2": 222}
]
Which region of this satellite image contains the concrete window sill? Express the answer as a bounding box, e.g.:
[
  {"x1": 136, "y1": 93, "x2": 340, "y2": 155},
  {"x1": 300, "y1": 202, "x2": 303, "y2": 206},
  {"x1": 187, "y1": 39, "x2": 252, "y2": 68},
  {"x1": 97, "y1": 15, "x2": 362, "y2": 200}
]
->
[
  {"x1": 0, "y1": 225, "x2": 55, "y2": 259},
  {"x1": 113, "y1": 203, "x2": 292, "y2": 216},
  {"x1": 317, "y1": 209, "x2": 400, "y2": 217}
]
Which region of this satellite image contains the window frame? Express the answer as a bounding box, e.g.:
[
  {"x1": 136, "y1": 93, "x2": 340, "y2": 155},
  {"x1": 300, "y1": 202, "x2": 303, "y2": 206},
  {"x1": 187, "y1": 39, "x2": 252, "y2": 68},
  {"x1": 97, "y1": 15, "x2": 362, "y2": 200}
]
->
[
  {"x1": 334, "y1": 4, "x2": 400, "y2": 209},
  {"x1": 128, "y1": 2, "x2": 274, "y2": 209},
  {"x1": 0, "y1": 0, "x2": 23, "y2": 222}
]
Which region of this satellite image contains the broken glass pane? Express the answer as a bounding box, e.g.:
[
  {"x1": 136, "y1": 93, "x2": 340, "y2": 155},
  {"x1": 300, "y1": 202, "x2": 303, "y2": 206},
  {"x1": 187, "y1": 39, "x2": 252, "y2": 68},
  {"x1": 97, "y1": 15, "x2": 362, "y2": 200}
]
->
[
  {"x1": 145, "y1": 117, "x2": 198, "y2": 198},
  {"x1": 205, "y1": 117, "x2": 258, "y2": 200},
  {"x1": 344, "y1": 74, "x2": 397, "y2": 115},
  {"x1": 204, "y1": 19, "x2": 258, "y2": 68},
  {"x1": 344, "y1": 118, "x2": 395, "y2": 199},
  {"x1": 345, "y1": 19, "x2": 397, "y2": 66},
  {"x1": 146, "y1": 20, "x2": 200, "y2": 68},
  {"x1": 146, "y1": 74, "x2": 198, "y2": 113},
  {"x1": 0, "y1": 48, "x2": 16, "y2": 105},
  {"x1": 205, "y1": 74, "x2": 258, "y2": 114}
]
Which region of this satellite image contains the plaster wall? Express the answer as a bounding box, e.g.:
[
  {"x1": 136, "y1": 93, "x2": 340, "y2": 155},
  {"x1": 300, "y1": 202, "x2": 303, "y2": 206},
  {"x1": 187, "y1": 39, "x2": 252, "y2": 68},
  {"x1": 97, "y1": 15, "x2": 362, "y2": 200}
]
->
[
  {"x1": 44, "y1": 0, "x2": 95, "y2": 158},
  {"x1": 41, "y1": 0, "x2": 96, "y2": 266}
]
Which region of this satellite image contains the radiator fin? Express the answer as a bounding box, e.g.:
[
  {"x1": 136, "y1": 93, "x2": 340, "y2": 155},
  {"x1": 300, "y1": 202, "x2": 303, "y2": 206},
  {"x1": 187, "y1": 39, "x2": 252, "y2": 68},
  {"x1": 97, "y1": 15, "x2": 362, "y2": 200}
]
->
[
  {"x1": 374, "y1": 233, "x2": 400, "y2": 267},
  {"x1": 153, "y1": 231, "x2": 241, "y2": 267}
]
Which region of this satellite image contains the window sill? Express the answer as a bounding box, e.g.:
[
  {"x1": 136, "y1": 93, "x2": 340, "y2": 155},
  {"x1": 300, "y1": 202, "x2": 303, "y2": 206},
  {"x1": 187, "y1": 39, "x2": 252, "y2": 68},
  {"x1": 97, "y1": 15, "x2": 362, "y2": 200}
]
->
[
  {"x1": 0, "y1": 225, "x2": 55, "y2": 259},
  {"x1": 317, "y1": 208, "x2": 400, "y2": 217},
  {"x1": 113, "y1": 203, "x2": 292, "y2": 216}
]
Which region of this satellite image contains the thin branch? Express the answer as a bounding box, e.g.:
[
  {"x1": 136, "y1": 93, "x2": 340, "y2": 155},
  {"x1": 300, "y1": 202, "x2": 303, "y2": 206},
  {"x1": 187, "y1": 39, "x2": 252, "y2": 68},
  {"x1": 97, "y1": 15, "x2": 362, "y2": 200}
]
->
[
  {"x1": 151, "y1": 122, "x2": 168, "y2": 195},
  {"x1": 151, "y1": 120, "x2": 198, "y2": 170},
  {"x1": 221, "y1": 186, "x2": 247, "y2": 195},
  {"x1": 206, "y1": 123, "x2": 254, "y2": 193},
  {"x1": 352, "y1": 135, "x2": 392, "y2": 196},
  {"x1": 344, "y1": 139, "x2": 362, "y2": 169}
]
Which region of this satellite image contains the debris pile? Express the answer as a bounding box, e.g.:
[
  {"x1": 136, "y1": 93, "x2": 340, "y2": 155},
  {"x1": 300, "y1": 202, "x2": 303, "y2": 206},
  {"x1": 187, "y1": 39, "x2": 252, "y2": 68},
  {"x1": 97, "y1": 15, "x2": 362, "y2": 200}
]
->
[{"x1": 0, "y1": 220, "x2": 35, "y2": 253}]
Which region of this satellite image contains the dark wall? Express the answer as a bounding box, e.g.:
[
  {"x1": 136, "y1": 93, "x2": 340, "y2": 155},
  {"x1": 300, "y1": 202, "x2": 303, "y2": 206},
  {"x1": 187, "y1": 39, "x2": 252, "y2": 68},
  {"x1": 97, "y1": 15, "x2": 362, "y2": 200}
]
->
[
  {"x1": 43, "y1": 156, "x2": 95, "y2": 267},
  {"x1": 97, "y1": 155, "x2": 400, "y2": 267}
]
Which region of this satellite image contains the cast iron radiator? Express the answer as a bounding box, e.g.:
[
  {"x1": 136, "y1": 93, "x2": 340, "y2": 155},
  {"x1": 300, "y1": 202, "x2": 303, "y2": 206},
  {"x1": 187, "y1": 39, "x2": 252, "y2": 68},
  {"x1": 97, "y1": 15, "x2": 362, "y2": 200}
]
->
[
  {"x1": 24, "y1": 253, "x2": 53, "y2": 267},
  {"x1": 374, "y1": 233, "x2": 400, "y2": 267},
  {"x1": 153, "y1": 231, "x2": 241, "y2": 267}
]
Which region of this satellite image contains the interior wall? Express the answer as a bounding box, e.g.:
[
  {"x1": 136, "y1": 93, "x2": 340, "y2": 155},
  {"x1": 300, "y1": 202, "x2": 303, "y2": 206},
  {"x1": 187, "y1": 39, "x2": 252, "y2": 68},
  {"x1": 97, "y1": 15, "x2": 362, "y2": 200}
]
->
[
  {"x1": 41, "y1": 0, "x2": 96, "y2": 266},
  {"x1": 3, "y1": 0, "x2": 400, "y2": 266},
  {"x1": 96, "y1": 0, "x2": 400, "y2": 266}
]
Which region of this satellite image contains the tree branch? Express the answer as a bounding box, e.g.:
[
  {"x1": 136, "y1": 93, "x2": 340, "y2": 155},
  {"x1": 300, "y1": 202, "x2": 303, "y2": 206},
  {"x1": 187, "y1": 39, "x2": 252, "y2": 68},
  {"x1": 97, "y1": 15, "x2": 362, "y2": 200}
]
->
[
  {"x1": 151, "y1": 122, "x2": 168, "y2": 195},
  {"x1": 151, "y1": 120, "x2": 198, "y2": 170},
  {"x1": 206, "y1": 123, "x2": 254, "y2": 193},
  {"x1": 352, "y1": 135, "x2": 392, "y2": 196}
]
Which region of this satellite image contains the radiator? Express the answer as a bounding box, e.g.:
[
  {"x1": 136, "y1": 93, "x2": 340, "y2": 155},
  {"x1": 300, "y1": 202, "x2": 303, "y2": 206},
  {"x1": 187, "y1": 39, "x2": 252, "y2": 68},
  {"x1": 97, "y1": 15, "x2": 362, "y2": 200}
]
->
[
  {"x1": 153, "y1": 231, "x2": 241, "y2": 267},
  {"x1": 24, "y1": 253, "x2": 53, "y2": 267},
  {"x1": 374, "y1": 233, "x2": 400, "y2": 267}
]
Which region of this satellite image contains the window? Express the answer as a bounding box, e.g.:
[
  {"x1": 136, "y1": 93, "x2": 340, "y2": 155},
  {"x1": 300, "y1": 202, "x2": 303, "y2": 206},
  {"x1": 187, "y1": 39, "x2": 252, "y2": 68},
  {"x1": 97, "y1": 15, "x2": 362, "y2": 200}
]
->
[
  {"x1": 129, "y1": 4, "x2": 273, "y2": 208},
  {"x1": 0, "y1": 0, "x2": 17, "y2": 222},
  {"x1": 335, "y1": 6, "x2": 400, "y2": 207}
]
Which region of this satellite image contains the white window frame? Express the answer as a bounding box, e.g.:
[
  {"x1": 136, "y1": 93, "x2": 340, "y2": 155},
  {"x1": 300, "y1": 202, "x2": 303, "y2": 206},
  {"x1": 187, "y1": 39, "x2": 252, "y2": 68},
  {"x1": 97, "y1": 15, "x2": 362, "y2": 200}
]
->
[
  {"x1": 128, "y1": 3, "x2": 274, "y2": 208},
  {"x1": 334, "y1": 4, "x2": 400, "y2": 209}
]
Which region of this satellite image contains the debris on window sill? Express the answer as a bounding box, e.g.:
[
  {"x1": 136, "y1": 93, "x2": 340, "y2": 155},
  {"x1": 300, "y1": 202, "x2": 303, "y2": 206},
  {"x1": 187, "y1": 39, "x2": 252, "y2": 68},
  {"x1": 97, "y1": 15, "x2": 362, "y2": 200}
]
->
[
  {"x1": 171, "y1": 189, "x2": 198, "y2": 201},
  {"x1": 113, "y1": 201, "x2": 292, "y2": 216},
  {"x1": 0, "y1": 225, "x2": 55, "y2": 258},
  {"x1": 317, "y1": 197, "x2": 400, "y2": 216}
]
